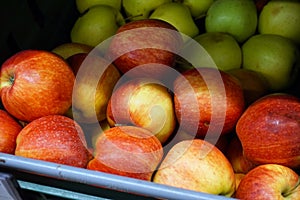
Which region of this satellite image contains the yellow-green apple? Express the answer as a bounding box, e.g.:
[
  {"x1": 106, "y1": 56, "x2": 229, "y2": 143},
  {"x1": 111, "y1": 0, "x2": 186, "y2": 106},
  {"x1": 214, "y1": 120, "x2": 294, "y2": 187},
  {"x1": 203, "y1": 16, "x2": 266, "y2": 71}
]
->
[
  {"x1": 71, "y1": 53, "x2": 121, "y2": 123},
  {"x1": 122, "y1": 0, "x2": 172, "y2": 21},
  {"x1": 242, "y1": 34, "x2": 300, "y2": 92},
  {"x1": 71, "y1": 5, "x2": 125, "y2": 47},
  {"x1": 185, "y1": 32, "x2": 242, "y2": 71},
  {"x1": 153, "y1": 139, "x2": 236, "y2": 197},
  {"x1": 258, "y1": 0, "x2": 300, "y2": 45},
  {"x1": 226, "y1": 136, "x2": 257, "y2": 174},
  {"x1": 173, "y1": 0, "x2": 215, "y2": 18},
  {"x1": 76, "y1": 0, "x2": 122, "y2": 13},
  {"x1": 173, "y1": 68, "x2": 245, "y2": 139},
  {"x1": 106, "y1": 19, "x2": 183, "y2": 79},
  {"x1": 236, "y1": 93, "x2": 300, "y2": 169},
  {"x1": 51, "y1": 42, "x2": 93, "y2": 60},
  {"x1": 149, "y1": 2, "x2": 199, "y2": 40},
  {"x1": 235, "y1": 164, "x2": 300, "y2": 199},
  {"x1": 106, "y1": 78, "x2": 176, "y2": 144},
  {"x1": 205, "y1": 0, "x2": 257, "y2": 43},
  {"x1": 0, "y1": 109, "x2": 23, "y2": 154},
  {"x1": 87, "y1": 126, "x2": 163, "y2": 181},
  {"x1": 0, "y1": 50, "x2": 75, "y2": 122},
  {"x1": 227, "y1": 68, "x2": 270, "y2": 106},
  {"x1": 15, "y1": 115, "x2": 91, "y2": 168}
]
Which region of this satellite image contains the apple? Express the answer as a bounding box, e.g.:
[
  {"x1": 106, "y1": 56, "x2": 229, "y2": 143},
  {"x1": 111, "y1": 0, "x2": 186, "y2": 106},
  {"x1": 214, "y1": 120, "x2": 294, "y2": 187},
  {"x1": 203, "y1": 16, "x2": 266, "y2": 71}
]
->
[
  {"x1": 153, "y1": 139, "x2": 236, "y2": 197},
  {"x1": 234, "y1": 173, "x2": 245, "y2": 192},
  {"x1": 87, "y1": 126, "x2": 163, "y2": 181},
  {"x1": 173, "y1": 68, "x2": 245, "y2": 139},
  {"x1": 15, "y1": 115, "x2": 91, "y2": 168},
  {"x1": 235, "y1": 164, "x2": 300, "y2": 199},
  {"x1": 71, "y1": 53, "x2": 121, "y2": 123},
  {"x1": 106, "y1": 78, "x2": 176, "y2": 144},
  {"x1": 76, "y1": 0, "x2": 122, "y2": 14},
  {"x1": 242, "y1": 34, "x2": 300, "y2": 92},
  {"x1": 51, "y1": 42, "x2": 93, "y2": 60},
  {"x1": 122, "y1": 0, "x2": 172, "y2": 21},
  {"x1": 0, "y1": 109, "x2": 23, "y2": 154},
  {"x1": 149, "y1": 2, "x2": 199, "y2": 40},
  {"x1": 70, "y1": 5, "x2": 125, "y2": 47},
  {"x1": 0, "y1": 50, "x2": 75, "y2": 122},
  {"x1": 105, "y1": 19, "x2": 183, "y2": 79},
  {"x1": 226, "y1": 136, "x2": 257, "y2": 174},
  {"x1": 205, "y1": 0, "x2": 258, "y2": 43},
  {"x1": 227, "y1": 68, "x2": 270, "y2": 106},
  {"x1": 174, "y1": 0, "x2": 215, "y2": 18},
  {"x1": 258, "y1": 0, "x2": 300, "y2": 45},
  {"x1": 187, "y1": 32, "x2": 243, "y2": 71},
  {"x1": 236, "y1": 93, "x2": 300, "y2": 169}
]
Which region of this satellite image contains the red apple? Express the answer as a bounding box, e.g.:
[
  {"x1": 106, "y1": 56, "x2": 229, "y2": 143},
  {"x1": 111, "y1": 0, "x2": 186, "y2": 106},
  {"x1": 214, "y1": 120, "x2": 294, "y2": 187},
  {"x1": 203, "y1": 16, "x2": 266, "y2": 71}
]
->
[
  {"x1": 66, "y1": 52, "x2": 88, "y2": 75},
  {"x1": 0, "y1": 50, "x2": 75, "y2": 122},
  {"x1": 0, "y1": 109, "x2": 23, "y2": 154},
  {"x1": 153, "y1": 139, "x2": 236, "y2": 197},
  {"x1": 106, "y1": 78, "x2": 176, "y2": 144},
  {"x1": 15, "y1": 115, "x2": 90, "y2": 168},
  {"x1": 87, "y1": 126, "x2": 163, "y2": 181},
  {"x1": 236, "y1": 93, "x2": 300, "y2": 169},
  {"x1": 235, "y1": 164, "x2": 300, "y2": 199},
  {"x1": 226, "y1": 135, "x2": 257, "y2": 174},
  {"x1": 173, "y1": 67, "x2": 245, "y2": 139},
  {"x1": 105, "y1": 19, "x2": 183, "y2": 79}
]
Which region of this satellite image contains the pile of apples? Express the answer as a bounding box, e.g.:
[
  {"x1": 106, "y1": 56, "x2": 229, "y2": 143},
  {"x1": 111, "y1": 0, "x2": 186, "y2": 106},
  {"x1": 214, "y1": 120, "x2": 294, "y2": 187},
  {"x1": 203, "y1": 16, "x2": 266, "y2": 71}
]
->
[{"x1": 1, "y1": 0, "x2": 300, "y2": 199}]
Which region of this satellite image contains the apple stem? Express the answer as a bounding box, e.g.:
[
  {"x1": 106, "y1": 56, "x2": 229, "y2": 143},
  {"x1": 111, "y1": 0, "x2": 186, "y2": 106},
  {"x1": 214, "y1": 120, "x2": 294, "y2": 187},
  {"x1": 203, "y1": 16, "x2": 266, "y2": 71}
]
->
[
  {"x1": 9, "y1": 75, "x2": 15, "y2": 85},
  {"x1": 124, "y1": 14, "x2": 144, "y2": 22},
  {"x1": 282, "y1": 178, "x2": 300, "y2": 197},
  {"x1": 194, "y1": 13, "x2": 207, "y2": 21}
]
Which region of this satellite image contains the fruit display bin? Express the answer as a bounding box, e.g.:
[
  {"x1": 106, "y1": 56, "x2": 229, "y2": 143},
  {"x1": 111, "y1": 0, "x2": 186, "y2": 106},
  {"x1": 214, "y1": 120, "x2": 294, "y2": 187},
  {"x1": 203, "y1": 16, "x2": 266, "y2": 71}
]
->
[
  {"x1": 0, "y1": 153, "x2": 234, "y2": 200},
  {"x1": 0, "y1": 1, "x2": 236, "y2": 199},
  {"x1": 1, "y1": 1, "x2": 300, "y2": 200}
]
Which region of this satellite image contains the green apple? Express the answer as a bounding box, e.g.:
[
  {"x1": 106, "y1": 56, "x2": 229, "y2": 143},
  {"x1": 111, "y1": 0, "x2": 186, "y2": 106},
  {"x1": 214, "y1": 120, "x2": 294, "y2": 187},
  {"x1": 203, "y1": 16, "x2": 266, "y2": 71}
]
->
[
  {"x1": 70, "y1": 5, "x2": 125, "y2": 47},
  {"x1": 191, "y1": 32, "x2": 242, "y2": 71},
  {"x1": 242, "y1": 34, "x2": 300, "y2": 92},
  {"x1": 258, "y1": 0, "x2": 300, "y2": 45},
  {"x1": 174, "y1": 0, "x2": 215, "y2": 18},
  {"x1": 122, "y1": 0, "x2": 172, "y2": 21},
  {"x1": 75, "y1": 0, "x2": 122, "y2": 13},
  {"x1": 149, "y1": 2, "x2": 199, "y2": 40},
  {"x1": 52, "y1": 42, "x2": 93, "y2": 60},
  {"x1": 205, "y1": 0, "x2": 257, "y2": 43}
]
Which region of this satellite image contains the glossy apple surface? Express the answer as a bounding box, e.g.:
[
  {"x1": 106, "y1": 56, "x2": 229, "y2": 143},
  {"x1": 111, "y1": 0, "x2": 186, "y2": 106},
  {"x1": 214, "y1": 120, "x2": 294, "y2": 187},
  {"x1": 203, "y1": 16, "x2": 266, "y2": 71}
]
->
[
  {"x1": 15, "y1": 115, "x2": 90, "y2": 168},
  {"x1": 153, "y1": 139, "x2": 236, "y2": 197},
  {"x1": 87, "y1": 126, "x2": 163, "y2": 181},
  {"x1": 236, "y1": 93, "x2": 300, "y2": 169},
  {"x1": 235, "y1": 164, "x2": 300, "y2": 199},
  {"x1": 0, "y1": 109, "x2": 23, "y2": 154},
  {"x1": 0, "y1": 50, "x2": 75, "y2": 122},
  {"x1": 106, "y1": 78, "x2": 176, "y2": 144},
  {"x1": 106, "y1": 19, "x2": 183, "y2": 79},
  {"x1": 173, "y1": 68, "x2": 245, "y2": 138}
]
